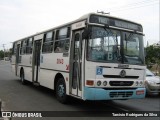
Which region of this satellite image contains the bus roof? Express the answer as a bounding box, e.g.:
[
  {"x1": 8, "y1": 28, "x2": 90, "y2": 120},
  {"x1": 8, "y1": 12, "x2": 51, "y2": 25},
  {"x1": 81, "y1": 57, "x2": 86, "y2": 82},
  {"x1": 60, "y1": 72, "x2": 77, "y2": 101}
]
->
[{"x1": 13, "y1": 12, "x2": 142, "y2": 42}]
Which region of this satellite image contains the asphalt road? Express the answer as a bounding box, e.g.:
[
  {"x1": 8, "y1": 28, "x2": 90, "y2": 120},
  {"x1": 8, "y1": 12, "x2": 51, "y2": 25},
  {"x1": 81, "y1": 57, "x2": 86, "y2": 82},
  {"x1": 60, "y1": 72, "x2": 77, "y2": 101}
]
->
[{"x1": 0, "y1": 61, "x2": 159, "y2": 120}]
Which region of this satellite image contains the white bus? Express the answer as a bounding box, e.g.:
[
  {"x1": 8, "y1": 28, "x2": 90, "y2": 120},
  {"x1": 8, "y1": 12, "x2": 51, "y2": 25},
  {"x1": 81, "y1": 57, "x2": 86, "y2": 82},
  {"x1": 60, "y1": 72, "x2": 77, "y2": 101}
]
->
[{"x1": 11, "y1": 13, "x2": 146, "y2": 103}]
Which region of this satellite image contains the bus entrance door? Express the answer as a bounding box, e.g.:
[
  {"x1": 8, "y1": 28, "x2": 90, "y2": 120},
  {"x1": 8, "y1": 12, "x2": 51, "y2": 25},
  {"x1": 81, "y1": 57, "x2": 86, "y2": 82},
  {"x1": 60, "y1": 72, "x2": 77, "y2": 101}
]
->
[
  {"x1": 70, "y1": 30, "x2": 84, "y2": 97},
  {"x1": 33, "y1": 40, "x2": 41, "y2": 85}
]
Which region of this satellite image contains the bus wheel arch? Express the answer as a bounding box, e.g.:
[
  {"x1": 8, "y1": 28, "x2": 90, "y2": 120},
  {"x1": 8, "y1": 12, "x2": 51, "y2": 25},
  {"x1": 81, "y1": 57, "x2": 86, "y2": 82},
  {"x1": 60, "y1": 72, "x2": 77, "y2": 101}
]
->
[{"x1": 54, "y1": 73, "x2": 68, "y2": 104}]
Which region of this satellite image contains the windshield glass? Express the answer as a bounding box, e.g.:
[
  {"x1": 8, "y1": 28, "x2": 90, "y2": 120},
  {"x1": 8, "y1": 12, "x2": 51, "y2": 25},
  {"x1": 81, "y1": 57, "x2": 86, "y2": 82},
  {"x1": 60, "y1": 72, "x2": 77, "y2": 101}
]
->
[
  {"x1": 87, "y1": 26, "x2": 145, "y2": 65},
  {"x1": 87, "y1": 26, "x2": 120, "y2": 62},
  {"x1": 146, "y1": 69, "x2": 155, "y2": 76},
  {"x1": 123, "y1": 32, "x2": 144, "y2": 64}
]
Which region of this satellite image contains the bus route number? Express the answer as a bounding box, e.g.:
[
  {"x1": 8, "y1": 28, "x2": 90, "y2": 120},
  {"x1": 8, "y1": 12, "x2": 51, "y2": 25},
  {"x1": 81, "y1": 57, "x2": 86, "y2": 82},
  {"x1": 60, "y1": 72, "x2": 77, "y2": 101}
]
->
[{"x1": 57, "y1": 59, "x2": 64, "y2": 64}]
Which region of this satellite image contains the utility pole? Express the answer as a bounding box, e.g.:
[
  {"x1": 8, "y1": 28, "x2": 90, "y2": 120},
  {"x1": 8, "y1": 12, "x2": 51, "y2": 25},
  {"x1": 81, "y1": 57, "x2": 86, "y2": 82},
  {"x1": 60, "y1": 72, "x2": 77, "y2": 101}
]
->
[{"x1": 2, "y1": 44, "x2": 6, "y2": 60}]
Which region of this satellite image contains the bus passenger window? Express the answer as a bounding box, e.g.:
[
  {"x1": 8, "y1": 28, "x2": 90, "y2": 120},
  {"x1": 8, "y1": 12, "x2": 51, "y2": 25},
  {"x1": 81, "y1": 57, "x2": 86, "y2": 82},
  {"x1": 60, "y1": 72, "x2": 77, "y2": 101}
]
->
[
  {"x1": 42, "y1": 31, "x2": 54, "y2": 53},
  {"x1": 26, "y1": 38, "x2": 33, "y2": 54},
  {"x1": 12, "y1": 43, "x2": 17, "y2": 55},
  {"x1": 20, "y1": 40, "x2": 27, "y2": 55},
  {"x1": 54, "y1": 27, "x2": 70, "y2": 53},
  {"x1": 54, "y1": 41, "x2": 63, "y2": 52}
]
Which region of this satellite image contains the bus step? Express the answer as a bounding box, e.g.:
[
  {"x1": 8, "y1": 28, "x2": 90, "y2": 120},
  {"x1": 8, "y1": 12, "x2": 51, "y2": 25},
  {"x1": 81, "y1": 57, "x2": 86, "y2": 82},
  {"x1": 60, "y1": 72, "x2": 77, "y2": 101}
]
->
[{"x1": 33, "y1": 82, "x2": 40, "y2": 86}]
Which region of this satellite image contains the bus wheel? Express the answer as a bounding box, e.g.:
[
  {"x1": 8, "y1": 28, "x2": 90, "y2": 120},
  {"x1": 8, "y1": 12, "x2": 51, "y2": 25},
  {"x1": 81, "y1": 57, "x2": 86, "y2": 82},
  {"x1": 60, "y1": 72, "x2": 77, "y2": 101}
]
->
[
  {"x1": 20, "y1": 70, "x2": 26, "y2": 85},
  {"x1": 56, "y1": 78, "x2": 68, "y2": 104}
]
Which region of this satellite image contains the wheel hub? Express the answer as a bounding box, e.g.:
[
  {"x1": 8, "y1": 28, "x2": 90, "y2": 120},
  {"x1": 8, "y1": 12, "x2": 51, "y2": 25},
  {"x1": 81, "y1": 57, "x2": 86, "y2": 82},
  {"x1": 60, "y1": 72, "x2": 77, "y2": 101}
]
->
[{"x1": 58, "y1": 84, "x2": 64, "y2": 97}]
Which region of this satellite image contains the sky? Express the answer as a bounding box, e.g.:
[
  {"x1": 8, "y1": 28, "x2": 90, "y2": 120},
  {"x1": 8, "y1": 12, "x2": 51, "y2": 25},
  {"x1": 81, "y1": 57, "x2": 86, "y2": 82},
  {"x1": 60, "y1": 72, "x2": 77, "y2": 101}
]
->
[{"x1": 0, "y1": 0, "x2": 159, "y2": 50}]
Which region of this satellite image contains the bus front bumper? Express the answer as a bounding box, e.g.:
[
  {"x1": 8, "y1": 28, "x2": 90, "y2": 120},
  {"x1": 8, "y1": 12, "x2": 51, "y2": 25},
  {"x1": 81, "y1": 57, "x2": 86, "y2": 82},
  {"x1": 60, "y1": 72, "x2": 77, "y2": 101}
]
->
[{"x1": 83, "y1": 87, "x2": 146, "y2": 100}]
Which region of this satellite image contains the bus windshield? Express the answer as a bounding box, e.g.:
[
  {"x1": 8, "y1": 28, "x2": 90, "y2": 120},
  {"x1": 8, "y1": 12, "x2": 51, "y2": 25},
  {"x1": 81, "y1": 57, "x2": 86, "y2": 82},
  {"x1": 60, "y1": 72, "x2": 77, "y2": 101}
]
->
[{"x1": 87, "y1": 26, "x2": 145, "y2": 65}]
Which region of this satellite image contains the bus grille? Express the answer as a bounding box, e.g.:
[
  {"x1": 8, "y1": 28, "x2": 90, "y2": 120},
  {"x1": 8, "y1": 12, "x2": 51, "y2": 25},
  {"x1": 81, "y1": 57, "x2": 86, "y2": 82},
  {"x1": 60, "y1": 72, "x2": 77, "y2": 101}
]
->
[
  {"x1": 110, "y1": 91, "x2": 133, "y2": 98},
  {"x1": 109, "y1": 81, "x2": 134, "y2": 86},
  {"x1": 103, "y1": 75, "x2": 139, "y2": 79}
]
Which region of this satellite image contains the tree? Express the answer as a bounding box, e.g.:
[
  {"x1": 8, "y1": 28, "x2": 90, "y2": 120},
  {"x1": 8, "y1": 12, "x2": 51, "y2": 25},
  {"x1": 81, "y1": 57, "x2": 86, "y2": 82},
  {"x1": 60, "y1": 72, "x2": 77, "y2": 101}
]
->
[
  {"x1": 0, "y1": 49, "x2": 12, "y2": 59},
  {"x1": 145, "y1": 45, "x2": 160, "y2": 75},
  {"x1": 0, "y1": 50, "x2": 4, "y2": 59}
]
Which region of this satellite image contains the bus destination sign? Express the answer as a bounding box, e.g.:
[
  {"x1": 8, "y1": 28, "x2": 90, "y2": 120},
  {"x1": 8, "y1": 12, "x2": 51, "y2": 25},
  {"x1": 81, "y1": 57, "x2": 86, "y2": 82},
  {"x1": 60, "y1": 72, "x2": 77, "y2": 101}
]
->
[{"x1": 89, "y1": 15, "x2": 142, "y2": 32}]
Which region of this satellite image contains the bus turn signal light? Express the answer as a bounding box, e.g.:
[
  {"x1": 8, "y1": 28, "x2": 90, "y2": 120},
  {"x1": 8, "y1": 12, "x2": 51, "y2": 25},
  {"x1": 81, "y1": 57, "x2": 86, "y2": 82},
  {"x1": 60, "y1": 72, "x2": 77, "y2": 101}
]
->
[{"x1": 86, "y1": 80, "x2": 94, "y2": 86}]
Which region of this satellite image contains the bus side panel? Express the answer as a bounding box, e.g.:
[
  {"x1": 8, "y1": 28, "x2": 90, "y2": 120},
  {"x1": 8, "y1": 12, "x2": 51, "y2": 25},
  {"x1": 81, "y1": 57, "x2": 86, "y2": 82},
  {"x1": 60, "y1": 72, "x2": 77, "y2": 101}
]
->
[
  {"x1": 40, "y1": 53, "x2": 69, "y2": 72},
  {"x1": 11, "y1": 55, "x2": 16, "y2": 74},
  {"x1": 38, "y1": 69, "x2": 55, "y2": 89},
  {"x1": 22, "y1": 66, "x2": 32, "y2": 82},
  {"x1": 17, "y1": 65, "x2": 21, "y2": 77},
  {"x1": 11, "y1": 55, "x2": 16, "y2": 64},
  {"x1": 38, "y1": 69, "x2": 69, "y2": 95},
  {"x1": 38, "y1": 53, "x2": 70, "y2": 95},
  {"x1": 11, "y1": 64, "x2": 16, "y2": 75},
  {"x1": 19, "y1": 54, "x2": 32, "y2": 81},
  {"x1": 20, "y1": 54, "x2": 32, "y2": 67}
]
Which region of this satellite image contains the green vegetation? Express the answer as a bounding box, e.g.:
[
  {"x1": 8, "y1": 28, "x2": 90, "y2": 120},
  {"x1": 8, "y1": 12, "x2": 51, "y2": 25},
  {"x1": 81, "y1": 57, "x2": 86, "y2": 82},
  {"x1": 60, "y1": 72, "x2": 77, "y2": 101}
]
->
[
  {"x1": 0, "y1": 49, "x2": 12, "y2": 60},
  {"x1": 0, "y1": 50, "x2": 4, "y2": 59},
  {"x1": 145, "y1": 45, "x2": 160, "y2": 76}
]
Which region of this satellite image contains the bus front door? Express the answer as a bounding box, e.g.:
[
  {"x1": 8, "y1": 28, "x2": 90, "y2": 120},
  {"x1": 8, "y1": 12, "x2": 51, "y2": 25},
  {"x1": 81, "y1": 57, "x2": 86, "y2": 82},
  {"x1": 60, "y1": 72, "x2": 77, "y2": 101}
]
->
[
  {"x1": 70, "y1": 30, "x2": 84, "y2": 97},
  {"x1": 33, "y1": 40, "x2": 41, "y2": 84}
]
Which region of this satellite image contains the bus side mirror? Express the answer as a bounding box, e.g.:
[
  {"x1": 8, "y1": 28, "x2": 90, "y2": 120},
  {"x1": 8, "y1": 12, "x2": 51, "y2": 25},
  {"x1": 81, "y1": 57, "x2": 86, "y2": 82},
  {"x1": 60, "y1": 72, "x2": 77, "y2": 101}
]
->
[{"x1": 82, "y1": 28, "x2": 90, "y2": 39}]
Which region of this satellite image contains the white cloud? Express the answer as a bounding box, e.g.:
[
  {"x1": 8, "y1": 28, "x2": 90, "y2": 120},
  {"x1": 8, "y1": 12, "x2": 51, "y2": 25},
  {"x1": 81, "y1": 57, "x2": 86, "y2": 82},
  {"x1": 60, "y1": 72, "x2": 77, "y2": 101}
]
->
[{"x1": 0, "y1": 0, "x2": 159, "y2": 50}]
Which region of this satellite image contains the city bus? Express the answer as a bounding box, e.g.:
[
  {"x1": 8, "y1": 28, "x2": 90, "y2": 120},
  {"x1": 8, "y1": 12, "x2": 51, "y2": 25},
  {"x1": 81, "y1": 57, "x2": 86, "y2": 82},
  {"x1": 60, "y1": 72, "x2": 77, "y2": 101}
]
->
[{"x1": 11, "y1": 13, "x2": 146, "y2": 103}]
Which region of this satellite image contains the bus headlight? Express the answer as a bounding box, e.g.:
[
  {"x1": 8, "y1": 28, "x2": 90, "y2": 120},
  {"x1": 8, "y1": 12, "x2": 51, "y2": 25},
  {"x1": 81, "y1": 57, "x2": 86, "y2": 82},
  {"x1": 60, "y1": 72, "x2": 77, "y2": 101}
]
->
[
  {"x1": 97, "y1": 81, "x2": 101, "y2": 86},
  {"x1": 135, "y1": 81, "x2": 139, "y2": 86},
  {"x1": 103, "y1": 81, "x2": 107, "y2": 86},
  {"x1": 139, "y1": 81, "x2": 143, "y2": 86}
]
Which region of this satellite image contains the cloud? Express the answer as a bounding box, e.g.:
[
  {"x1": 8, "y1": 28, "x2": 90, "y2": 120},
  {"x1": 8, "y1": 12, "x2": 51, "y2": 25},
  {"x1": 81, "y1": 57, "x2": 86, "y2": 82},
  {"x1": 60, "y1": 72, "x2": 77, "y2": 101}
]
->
[{"x1": 0, "y1": 0, "x2": 159, "y2": 50}]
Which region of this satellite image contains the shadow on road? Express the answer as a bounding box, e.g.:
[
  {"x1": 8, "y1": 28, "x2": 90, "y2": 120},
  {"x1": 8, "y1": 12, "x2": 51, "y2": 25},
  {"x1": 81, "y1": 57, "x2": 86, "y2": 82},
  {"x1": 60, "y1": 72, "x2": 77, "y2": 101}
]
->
[{"x1": 145, "y1": 94, "x2": 160, "y2": 98}]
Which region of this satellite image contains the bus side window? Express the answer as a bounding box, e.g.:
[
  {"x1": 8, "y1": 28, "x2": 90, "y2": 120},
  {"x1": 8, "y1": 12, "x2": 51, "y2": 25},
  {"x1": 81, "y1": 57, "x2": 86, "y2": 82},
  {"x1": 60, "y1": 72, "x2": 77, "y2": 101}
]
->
[
  {"x1": 54, "y1": 27, "x2": 70, "y2": 53},
  {"x1": 42, "y1": 31, "x2": 54, "y2": 53},
  {"x1": 20, "y1": 40, "x2": 27, "y2": 55},
  {"x1": 12, "y1": 43, "x2": 17, "y2": 55},
  {"x1": 26, "y1": 38, "x2": 33, "y2": 54}
]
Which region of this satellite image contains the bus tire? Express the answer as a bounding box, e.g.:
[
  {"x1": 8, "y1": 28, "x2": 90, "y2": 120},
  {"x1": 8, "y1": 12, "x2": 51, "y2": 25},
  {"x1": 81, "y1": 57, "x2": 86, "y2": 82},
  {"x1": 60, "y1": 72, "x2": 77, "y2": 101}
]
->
[
  {"x1": 56, "y1": 78, "x2": 68, "y2": 104},
  {"x1": 20, "y1": 70, "x2": 26, "y2": 85}
]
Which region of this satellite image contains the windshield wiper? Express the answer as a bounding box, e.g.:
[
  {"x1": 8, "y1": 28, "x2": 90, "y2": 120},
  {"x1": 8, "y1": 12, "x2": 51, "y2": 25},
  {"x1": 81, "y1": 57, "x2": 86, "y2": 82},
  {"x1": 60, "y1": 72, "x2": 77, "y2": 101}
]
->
[
  {"x1": 103, "y1": 27, "x2": 117, "y2": 41},
  {"x1": 103, "y1": 27, "x2": 122, "y2": 60},
  {"x1": 127, "y1": 33, "x2": 134, "y2": 41},
  {"x1": 125, "y1": 55, "x2": 143, "y2": 64}
]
